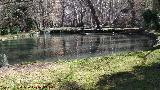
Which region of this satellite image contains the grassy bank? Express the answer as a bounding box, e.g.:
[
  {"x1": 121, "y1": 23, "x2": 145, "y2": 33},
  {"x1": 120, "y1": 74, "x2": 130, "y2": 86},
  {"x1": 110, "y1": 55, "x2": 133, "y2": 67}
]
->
[{"x1": 0, "y1": 49, "x2": 160, "y2": 90}]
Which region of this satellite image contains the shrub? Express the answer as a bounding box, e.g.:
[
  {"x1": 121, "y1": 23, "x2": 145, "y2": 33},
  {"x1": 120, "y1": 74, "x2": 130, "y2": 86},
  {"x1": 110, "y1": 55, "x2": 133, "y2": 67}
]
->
[
  {"x1": 0, "y1": 29, "x2": 9, "y2": 35},
  {"x1": 142, "y1": 9, "x2": 160, "y2": 31},
  {"x1": 10, "y1": 26, "x2": 21, "y2": 34}
]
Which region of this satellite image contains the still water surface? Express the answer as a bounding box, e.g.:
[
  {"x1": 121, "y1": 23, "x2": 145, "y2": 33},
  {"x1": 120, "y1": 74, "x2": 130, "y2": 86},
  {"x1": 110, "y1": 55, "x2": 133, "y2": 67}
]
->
[{"x1": 0, "y1": 34, "x2": 156, "y2": 65}]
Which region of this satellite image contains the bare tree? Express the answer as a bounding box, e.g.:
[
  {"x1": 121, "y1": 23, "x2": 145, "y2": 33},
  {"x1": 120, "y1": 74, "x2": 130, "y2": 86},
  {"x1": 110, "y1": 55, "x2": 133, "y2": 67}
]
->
[
  {"x1": 81, "y1": 0, "x2": 101, "y2": 29},
  {"x1": 0, "y1": 0, "x2": 156, "y2": 31},
  {"x1": 128, "y1": 0, "x2": 136, "y2": 27}
]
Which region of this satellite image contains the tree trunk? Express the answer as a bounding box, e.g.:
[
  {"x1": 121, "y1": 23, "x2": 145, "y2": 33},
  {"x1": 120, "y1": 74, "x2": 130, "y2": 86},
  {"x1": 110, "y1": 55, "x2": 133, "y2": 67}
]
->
[
  {"x1": 128, "y1": 0, "x2": 136, "y2": 27},
  {"x1": 83, "y1": 0, "x2": 101, "y2": 30}
]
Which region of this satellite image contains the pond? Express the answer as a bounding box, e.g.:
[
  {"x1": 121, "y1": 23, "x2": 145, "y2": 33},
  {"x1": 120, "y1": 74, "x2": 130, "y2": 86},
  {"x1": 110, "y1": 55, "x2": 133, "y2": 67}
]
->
[{"x1": 0, "y1": 33, "x2": 157, "y2": 66}]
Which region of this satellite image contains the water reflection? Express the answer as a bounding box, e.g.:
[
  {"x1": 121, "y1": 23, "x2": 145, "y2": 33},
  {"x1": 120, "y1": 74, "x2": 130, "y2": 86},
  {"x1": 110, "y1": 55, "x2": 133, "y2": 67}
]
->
[
  {"x1": 0, "y1": 54, "x2": 8, "y2": 67},
  {"x1": 0, "y1": 41, "x2": 8, "y2": 67},
  {"x1": 0, "y1": 34, "x2": 156, "y2": 65}
]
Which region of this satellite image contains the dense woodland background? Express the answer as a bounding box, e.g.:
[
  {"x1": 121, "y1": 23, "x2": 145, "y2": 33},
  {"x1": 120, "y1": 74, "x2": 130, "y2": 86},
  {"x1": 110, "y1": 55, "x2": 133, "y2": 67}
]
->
[{"x1": 0, "y1": 0, "x2": 159, "y2": 34}]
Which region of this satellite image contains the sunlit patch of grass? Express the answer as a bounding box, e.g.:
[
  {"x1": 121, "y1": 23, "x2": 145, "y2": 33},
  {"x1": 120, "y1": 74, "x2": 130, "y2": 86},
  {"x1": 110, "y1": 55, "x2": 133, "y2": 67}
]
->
[{"x1": 0, "y1": 49, "x2": 160, "y2": 89}]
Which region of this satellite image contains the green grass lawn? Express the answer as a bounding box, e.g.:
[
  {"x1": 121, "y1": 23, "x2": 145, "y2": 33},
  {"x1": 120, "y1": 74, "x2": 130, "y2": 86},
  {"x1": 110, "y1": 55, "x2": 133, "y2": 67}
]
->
[{"x1": 0, "y1": 49, "x2": 160, "y2": 90}]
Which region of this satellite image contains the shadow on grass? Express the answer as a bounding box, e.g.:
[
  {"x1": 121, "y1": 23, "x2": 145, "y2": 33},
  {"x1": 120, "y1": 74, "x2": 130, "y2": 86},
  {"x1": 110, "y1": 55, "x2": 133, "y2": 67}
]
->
[
  {"x1": 96, "y1": 63, "x2": 160, "y2": 90},
  {"x1": 143, "y1": 45, "x2": 160, "y2": 60},
  {"x1": 60, "y1": 81, "x2": 85, "y2": 90}
]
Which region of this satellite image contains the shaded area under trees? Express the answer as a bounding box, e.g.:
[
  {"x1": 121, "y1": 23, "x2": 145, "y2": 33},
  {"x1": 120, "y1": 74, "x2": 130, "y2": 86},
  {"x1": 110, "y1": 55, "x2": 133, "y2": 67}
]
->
[{"x1": 96, "y1": 62, "x2": 160, "y2": 90}]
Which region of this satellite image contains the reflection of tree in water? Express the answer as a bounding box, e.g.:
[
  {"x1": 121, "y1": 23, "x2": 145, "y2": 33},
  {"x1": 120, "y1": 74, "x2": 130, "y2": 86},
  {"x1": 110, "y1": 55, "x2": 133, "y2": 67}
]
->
[
  {"x1": 36, "y1": 35, "x2": 67, "y2": 58},
  {"x1": 0, "y1": 41, "x2": 8, "y2": 67},
  {"x1": 36, "y1": 35, "x2": 101, "y2": 58},
  {"x1": 0, "y1": 39, "x2": 36, "y2": 65},
  {"x1": 90, "y1": 36, "x2": 100, "y2": 53},
  {"x1": 61, "y1": 36, "x2": 66, "y2": 56},
  {"x1": 33, "y1": 34, "x2": 155, "y2": 60}
]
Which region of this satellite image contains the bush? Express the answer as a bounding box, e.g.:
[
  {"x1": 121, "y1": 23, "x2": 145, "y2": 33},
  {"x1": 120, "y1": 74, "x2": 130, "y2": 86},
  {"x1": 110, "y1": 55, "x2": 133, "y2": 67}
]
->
[
  {"x1": 0, "y1": 29, "x2": 9, "y2": 35},
  {"x1": 10, "y1": 26, "x2": 20, "y2": 34},
  {"x1": 25, "y1": 18, "x2": 37, "y2": 32},
  {"x1": 0, "y1": 26, "x2": 21, "y2": 35},
  {"x1": 143, "y1": 9, "x2": 160, "y2": 31}
]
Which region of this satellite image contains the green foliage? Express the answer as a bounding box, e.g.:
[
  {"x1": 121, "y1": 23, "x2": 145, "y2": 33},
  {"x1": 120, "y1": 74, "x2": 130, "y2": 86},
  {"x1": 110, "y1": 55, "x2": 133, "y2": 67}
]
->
[
  {"x1": 0, "y1": 26, "x2": 21, "y2": 35},
  {"x1": 0, "y1": 18, "x2": 36, "y2": 35},
  {"x1": 10, "y1": 26, "x2": 21, "y2": 34},
  {"x1": 143, "y1": 9, "x2": 152, "y2": 25},
  {"x1": 0, "y1": 29, "x2": 9, "y2": 35},
  {"x1": 151, "y1": 11, "x2": 160, "y2": 30},
  {"x1": 143, "y1": 9, "x2": 160, "y2": 31},
  {"x1": 25, "y1": 18, "x2": 36, "y2": 31}
]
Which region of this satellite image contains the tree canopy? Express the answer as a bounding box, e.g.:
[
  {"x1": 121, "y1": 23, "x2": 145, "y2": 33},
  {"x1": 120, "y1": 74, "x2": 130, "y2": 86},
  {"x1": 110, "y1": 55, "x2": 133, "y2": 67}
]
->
[{"x1": 0, "y1": 0, "x2": 159, "y2": 33}]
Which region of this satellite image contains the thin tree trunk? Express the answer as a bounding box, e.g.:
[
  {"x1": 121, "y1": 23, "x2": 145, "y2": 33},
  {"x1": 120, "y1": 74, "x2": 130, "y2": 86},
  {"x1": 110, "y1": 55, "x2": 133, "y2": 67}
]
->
[
  {"x1": 83, "y1": 0, "x2": 101, "y2": 30},
  {"x1": 128, "y1": 0, "x2": 136, "y2": 27},
  {"x1": 60, "y1": 0, "x2": 65, "y2": 27}
]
